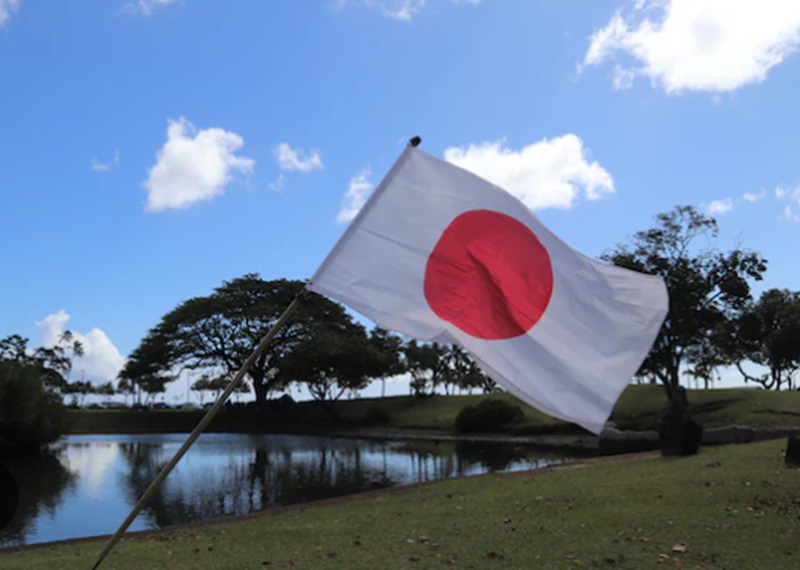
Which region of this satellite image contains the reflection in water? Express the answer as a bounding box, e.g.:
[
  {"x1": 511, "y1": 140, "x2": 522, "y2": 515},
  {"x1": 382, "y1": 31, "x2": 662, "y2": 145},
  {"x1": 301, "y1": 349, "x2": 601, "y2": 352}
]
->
[
  {"x1": 1, "y1": 451, "x2": 76, "y2": 545},
  {"x1": 0, "y1": 434, "x2": 565, "y2": 546}
]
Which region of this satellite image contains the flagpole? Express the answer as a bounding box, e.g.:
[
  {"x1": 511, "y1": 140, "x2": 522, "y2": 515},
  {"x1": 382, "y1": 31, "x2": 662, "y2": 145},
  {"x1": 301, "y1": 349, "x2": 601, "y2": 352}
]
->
[{"x1": 90, "y1": 288, "x2": 307, "y2": 570}]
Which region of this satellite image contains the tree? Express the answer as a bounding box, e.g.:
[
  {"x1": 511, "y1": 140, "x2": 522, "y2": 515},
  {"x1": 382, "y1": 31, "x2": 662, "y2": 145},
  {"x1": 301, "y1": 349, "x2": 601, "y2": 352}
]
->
[
  {"x1": 275, "y1": 313, "x2": 378, "y2": 402},
  {"x1": 368, "y1": 328, "x2": 406, "y2": 397},
  {"x1": 603, "y1": 205, "x2": 767, "y2": 403},
  {"x1": 57, "y1": 331, "x2": 84, "y2": 382},
  {"x1": 1, "y1": 336, "x2": 70, "y2": 452},
  {"x1": 0, "y1": 333, "x2": 81, "y2": 393},
  {"x1": 404, "y1": 341, "x2": 444, "y2": 396},
  {"x1": 729, "y1": 288, "x2": 800, "y2": 390},
  {"x1": 120, "y1": 275, "x2": 363, "y2": 405},
  {"x1": 64, "y1": 380, "x2": 94, "y2": 407},
  {"x1": 95, "y1": 381, "x2": 116, "y2": 398},
  {"x1": 441, "y1": 346, "x2": 492, "y2": 395}
]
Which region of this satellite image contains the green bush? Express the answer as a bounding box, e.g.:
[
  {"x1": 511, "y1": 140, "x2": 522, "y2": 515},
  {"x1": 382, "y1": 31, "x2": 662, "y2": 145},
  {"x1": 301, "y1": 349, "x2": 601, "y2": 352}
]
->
[
  {"x1": 0, "y1": 362, "x2": 69, "y2": 453},
  {"x1": 454, "y1": 398, "x2": 524, "y2": 433}
]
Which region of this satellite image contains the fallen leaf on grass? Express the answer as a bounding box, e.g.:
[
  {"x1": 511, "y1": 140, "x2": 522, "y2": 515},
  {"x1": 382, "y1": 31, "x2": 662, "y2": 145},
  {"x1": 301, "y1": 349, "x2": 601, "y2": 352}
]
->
[{"x1": 672, "y1": 544, "x2": 687, "y2": 553}]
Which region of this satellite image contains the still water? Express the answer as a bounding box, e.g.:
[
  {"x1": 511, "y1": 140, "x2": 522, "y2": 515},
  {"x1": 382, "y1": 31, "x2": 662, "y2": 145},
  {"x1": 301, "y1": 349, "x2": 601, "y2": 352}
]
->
[{"x1": 1, "y1": 433, "x2": 567, "y2": 547}]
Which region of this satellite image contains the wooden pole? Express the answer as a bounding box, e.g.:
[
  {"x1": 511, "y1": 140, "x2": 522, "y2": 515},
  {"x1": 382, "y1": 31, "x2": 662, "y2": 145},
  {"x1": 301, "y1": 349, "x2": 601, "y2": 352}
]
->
[{"x1": 91, "y1": 289, "x2": 306, "y2": 570}]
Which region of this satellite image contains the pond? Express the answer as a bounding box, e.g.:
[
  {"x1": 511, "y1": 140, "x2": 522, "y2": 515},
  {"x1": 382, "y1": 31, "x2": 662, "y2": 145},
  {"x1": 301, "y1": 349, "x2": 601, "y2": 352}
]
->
[{"x1": 0, "y1": 433, "x2": 569, "y2": 547}]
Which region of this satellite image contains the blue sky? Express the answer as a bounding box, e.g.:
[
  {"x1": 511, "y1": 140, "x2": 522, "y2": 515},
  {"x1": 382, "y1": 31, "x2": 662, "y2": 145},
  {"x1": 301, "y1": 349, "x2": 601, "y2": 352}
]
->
[{"x1": 3, "y1": 0, "x2": 800, "y2": 395}]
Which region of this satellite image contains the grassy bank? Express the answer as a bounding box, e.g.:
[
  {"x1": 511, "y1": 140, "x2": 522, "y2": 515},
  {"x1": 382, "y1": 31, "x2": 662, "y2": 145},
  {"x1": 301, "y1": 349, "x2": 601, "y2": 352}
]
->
[
  {"x1": 3, "y1": 439, "x2": 798, "y2": 569},
  {"x1": 69, "y1": 385, "x2": 800, "y2": 436}
]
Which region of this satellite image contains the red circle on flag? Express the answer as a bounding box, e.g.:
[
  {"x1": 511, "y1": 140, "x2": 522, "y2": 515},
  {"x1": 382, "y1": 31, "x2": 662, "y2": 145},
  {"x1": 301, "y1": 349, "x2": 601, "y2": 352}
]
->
[{"x1": 424, "y1": 209, "x2": 553, "y2": 340}]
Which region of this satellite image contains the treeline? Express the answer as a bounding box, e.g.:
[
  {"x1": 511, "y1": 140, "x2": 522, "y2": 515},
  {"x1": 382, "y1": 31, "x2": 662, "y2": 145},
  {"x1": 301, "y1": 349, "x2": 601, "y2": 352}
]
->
[
  {"x1": 114, "y1": 205, "x2": 800, "y2": 406},
  {"x1": 114, "y1": 275, "x2": 499, "y2": 406},
  {"x1": 4, "y1": 205, "x2": 800, "y2": 442}
]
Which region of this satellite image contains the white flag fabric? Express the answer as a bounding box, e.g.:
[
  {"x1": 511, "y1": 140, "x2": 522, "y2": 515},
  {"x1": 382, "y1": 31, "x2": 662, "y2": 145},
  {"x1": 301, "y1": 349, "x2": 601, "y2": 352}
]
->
[{"x1": 309, "y1": 146, "x2": 668, "y2": 434}]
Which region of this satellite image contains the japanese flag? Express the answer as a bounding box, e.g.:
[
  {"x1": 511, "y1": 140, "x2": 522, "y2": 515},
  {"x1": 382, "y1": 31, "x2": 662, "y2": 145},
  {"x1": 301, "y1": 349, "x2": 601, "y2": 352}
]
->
[{"x1": 309, "y1": 145, "x2": 668, "y2": 434}]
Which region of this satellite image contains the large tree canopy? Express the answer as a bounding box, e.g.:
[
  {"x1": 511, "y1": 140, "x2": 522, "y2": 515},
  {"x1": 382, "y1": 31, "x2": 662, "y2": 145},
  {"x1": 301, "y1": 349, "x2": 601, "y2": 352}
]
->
[
  {"x1": 119, "y1": 275, "x2": 376, "y2": 404},
  {"x1": 603, "y1": 205, "x2": 767, "y2": 402}
]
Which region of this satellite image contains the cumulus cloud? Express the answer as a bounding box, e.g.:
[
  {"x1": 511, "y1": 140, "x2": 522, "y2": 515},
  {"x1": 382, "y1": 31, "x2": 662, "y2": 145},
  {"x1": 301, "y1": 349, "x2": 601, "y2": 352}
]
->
[
  {"x1": 143, "y1": 117, "x2": 254, "y2": 212},
  {"x1": 274, "y1": 143, "x2": 323, "y2": 173},
  {"x1": 337, "y1": 169, "x2": 374, "y2": 223},
  {"x1": 122, "y1": 0, "x2": 182, "y2": 16},
  {"x1": 443, "y1": 136, "x2": 614, "y2": 210},
  {"x1": 0, "y1": 0, "x2": 20, "y2": 27},
  {"x1": 37, "y1": 310, "x2": 126, "y2": 384},
  {"x1": 583, "y1": 0, "x2": 800, "y2": 93},
  {"x1": 90, "y1": 150, "x2": 120, "y2": 172}
]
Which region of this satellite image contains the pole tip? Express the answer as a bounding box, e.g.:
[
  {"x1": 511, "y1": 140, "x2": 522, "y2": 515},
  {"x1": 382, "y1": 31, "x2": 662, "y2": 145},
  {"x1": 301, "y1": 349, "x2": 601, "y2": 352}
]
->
[{"x1": 408, "y1": 136, "x2": 422, "y2": 148}]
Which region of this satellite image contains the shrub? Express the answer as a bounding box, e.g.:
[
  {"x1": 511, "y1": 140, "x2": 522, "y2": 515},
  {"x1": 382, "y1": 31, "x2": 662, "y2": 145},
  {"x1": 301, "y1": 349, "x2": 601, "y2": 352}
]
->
[
  {"x1": 455, "y1": 398, "x2": 524, "y2": 433},
  {"x1": 0, "y1": 362, "x2": 69, "y2": 453}
]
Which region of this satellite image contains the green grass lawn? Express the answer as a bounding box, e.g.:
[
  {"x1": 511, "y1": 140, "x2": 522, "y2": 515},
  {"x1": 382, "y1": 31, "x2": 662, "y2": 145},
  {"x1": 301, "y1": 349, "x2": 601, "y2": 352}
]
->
[
  {"x1": 330, "y1": 385, "x2": 800, "y2": 434},
  {"x1": 3, "y1": 439, "x2": 798, "y2": 569},
  {"x1": 70, "y1": 385, "x2": 800, "y2": 436}
]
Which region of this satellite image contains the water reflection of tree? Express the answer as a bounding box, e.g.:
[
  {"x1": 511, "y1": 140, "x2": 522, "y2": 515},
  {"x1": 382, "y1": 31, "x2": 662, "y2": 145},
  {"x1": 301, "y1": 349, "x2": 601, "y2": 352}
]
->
[
  {"x1": 115, "y1": 436, "x2": 559, "y2": 532},
  {"x1": 0, "y1": 450, "x2": 76, "y2": 546},
  {"x1": 117, "y1": 440, "x2": 398, "y2": 529},
  {"x1": 454, "y1": 441, "x2": 526, "y2": 472}
]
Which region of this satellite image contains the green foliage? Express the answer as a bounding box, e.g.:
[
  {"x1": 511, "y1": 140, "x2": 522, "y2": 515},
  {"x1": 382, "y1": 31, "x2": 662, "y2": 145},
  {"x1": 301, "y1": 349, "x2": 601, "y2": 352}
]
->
[
  {"x1": 121, "y1": 275, "x2": 395, "y2": 404},
  {"x1": 454, "y1": 398, "x2": 524, "y2": 433},
  {"x1": 0, "y1": 361, "x2": 69, "y2": 453},
  {"x1": 404, "y1": 340, "x2": 442, "y2": 396},
  {"x1": 604, "y1": 205, "x2": 767, "y2": 401},
  {"x1": 729, "y1": 288, "x2": 800, "y2": 390},
  {"x1": 276, "y1": 316, "x2": 378, "y2": 401}
]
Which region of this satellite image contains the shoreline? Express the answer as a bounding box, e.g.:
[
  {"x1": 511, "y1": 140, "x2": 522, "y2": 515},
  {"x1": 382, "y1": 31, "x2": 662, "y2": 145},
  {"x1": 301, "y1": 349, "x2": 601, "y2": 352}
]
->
[
  {"x1": 0, "y1": 449, "x2": 658, "y2": 555},
  {"x1": 66, "y1": 416, "x2": 800, "y2": 455}
]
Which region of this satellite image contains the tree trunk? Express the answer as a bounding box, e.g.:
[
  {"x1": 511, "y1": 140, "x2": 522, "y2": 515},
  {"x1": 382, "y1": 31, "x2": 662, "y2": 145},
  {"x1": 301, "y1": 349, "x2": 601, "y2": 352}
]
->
[
  {"x1": 786, "y1": 434, "x2": 800, "y2": 467},
  {"x1": 252, "y1": 375, "x2": 268, "y2": 405},
  {"x1": 659, "y1": 386, "x2": 703, "y2": 456}
]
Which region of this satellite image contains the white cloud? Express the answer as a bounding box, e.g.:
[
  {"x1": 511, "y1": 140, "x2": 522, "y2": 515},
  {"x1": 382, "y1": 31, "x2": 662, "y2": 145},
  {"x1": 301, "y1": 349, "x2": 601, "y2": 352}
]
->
[
  {"x1": 337, "y1": 0, "x2": 481, "y2": 22},
  {"x1": 783, "y1": 205, "x2": 800, "y2": 223},
  {"x1": 337, "y1": 168, "x2": 374, "y2": 223},
  {"x1": 775, "y1": 184, "x2": 800, "y2": 203},
  {"x1": 0, "y1": 0, "x2": 20, "y2": 27},
  {"x1": 741, "y1": 190, "x2": 766, "y2": 203},
  {"x1": 612, "y1": 65, "x2": 635, "y2": 90},
  {"x1": 90, "y1": 150, "x2": 120, "y2": 172},
  {"x1": 443, "y1": 136, "x2": 614, "y2": 210},
  {"x1": 143, "y1": 117, "x2": 254, "y2": 212},
  {"x1": 269, "y1": 174, "x2": 286, "y2": 192},
  {"x1": 583, "y1": 1, "x2": 800, "y2": 93},
  {"x1": 122, "y1": 0, "x2": 182, "y2": 16},
  {"x1": 703, "y1": 197, "x2": 733, "y2": 215},
  {"x1": 37, "y1": 310, "x2": 126, "y2": 384},
  {"x1": 274, "y1": 143, "x2": 323, "y2": 173}
]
